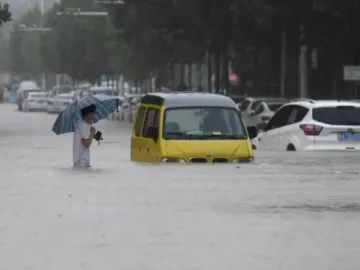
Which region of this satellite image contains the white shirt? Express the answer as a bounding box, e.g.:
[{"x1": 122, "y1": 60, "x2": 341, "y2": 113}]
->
[{"x1": 73, "y1": 120, "x2": 91, "y2": 167}]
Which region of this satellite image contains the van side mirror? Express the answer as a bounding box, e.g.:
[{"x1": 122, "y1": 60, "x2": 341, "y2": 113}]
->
[
  {"x1": 147, "y1": 126, "x2": 159, "y2": 142},
  {"x1": 256, "y1": 122, "x2": 267, "y2": 131},
  {"x1": 247, "y1": 126, "x2": 257, "y2": 139}
]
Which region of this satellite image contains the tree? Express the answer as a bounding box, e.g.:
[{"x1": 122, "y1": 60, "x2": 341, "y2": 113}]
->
[
  {"x1": 41, "y1": 0, "x2": 116, "y2": 82},
  {"x1": 0, "y1": 3, "x2": 11, "y2": 26}
]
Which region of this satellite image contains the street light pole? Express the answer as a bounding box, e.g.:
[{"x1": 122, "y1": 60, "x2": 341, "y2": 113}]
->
[{"x1": 299, "y1": 23, "x2": 308, "y2": 98}]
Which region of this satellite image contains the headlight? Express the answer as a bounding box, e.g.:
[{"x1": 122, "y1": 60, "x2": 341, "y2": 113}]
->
[
  {"x1": 161, "y1": 157, "x2": 186, "y2": 163},
  {"x1": 232, "y1": 157, "x2": 254, "y2": 163}
]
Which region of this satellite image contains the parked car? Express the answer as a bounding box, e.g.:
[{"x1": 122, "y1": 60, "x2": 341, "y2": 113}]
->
[
  {"x1": 250, "y1": 99, "x2": 288, "y2": 127},
  {"x1": 229, "y1": 95, "x2": 246, "y2": 104},
  {"x1": 48, "y1": 85, "x2": 73, "y2": 98},
  {"x1": 109, "y1": 96, "x2": 125, "y2": 120},
  {"x1": 22, "y1": 91, "x2": 48, "y2": 111},
  {"x1": 89, "y1": 84, "x2": 116, "y2": 96},
  {"x1": 252, "y1": 98, "x2": 360, "y2": 151},
  {"x1": 47, "y1": 92, "x2": 76, "y2": 114},
  {"x1": 16, "y1": 80, "x2": 41, "y2": 111},
  {"x1": 238, "y1": 97, "x2": 286, "y2": 116}
]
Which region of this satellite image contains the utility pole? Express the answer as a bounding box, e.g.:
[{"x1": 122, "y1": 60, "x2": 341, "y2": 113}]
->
[
  {"x1": 280, "y1": 30, "x2": 286, "y2": 97},
  {"x1": 40, "y1": 0, "x2": 46, "y2": 90},
  {"x1": 299, "y1": 22, "x2": 308, "y2": 98}
]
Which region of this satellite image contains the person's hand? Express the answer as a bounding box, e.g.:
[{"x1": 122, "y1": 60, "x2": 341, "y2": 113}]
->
[{"x1": 90, "y1": 126, "x2": 96, "y2": 136}]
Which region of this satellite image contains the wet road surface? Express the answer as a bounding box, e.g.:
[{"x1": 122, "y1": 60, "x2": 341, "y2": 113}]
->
[{"x1": 0, "y1": 104, "x2": 360, "y2": 270}]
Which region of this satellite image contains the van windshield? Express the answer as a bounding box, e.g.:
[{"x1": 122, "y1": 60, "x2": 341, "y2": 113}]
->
[{"x1": 163, "y1": 107, "x2": 247, "y2": 139}]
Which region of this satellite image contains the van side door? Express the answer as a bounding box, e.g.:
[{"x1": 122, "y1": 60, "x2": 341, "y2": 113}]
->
[
  {"x1": 131, "y1": 106, "x2": 146, "y2": 161},
  {"x1": 142, "y1": 107, "x2": 161, "y2": 162}
]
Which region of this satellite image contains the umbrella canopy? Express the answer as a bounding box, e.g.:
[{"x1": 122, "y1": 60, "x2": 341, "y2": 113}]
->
[{"x1": 52, "y1": 94, "x2": 119, "y2": 135}]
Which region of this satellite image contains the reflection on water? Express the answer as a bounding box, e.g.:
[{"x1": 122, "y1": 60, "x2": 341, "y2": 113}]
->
[{"x1": 266, "y1": 203, "x2": 360, "y2": 213}]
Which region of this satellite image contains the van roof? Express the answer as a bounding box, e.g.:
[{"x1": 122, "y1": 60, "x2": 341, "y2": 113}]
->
[{"x1": 141, "y1": 92, "x2": 236, "y2": 108}]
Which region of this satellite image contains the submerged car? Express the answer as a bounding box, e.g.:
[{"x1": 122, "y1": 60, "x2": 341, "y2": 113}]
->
[
  {"x1": 130, "y1": 92, "x2": 257, "y2": 163},
  {"x1": 22, "y1": 91, "x2": 48, "y2": 111},
  {"x1": 253, "y1": 99, "x2": 360, "y2": 151}
]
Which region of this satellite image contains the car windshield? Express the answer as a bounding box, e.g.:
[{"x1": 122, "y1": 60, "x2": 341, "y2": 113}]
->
[
  {"x1": 24, "y1": 90, "x2": 41, "y2": 98},
  {"x1": 29, "y1": 93, "x2": 46, "y2": 98},
  {"x1": 239, "y1": 99, "x2": 251, "y2": 111},
  {"x1": 251, "y1": 100, "x2": 263, "y2": 110},
  {"x1": 313, "y1": 106, "x2": 360, "y2": 125},
  {"x1": 163, "y1": 107, "x2": 247, "y2": 140},
  {"x1": 55, "y1": 86, "x2": 72, "y2": 94},
  {"x1": 55, "y1": 96, "x2": 73, "y2": 101},
  {"x1": 268, "y1": 103, "x2": 285, "y2": 112}
]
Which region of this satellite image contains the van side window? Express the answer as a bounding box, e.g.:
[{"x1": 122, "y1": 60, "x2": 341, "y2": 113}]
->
[
  {"x1": 142, "y1": 108, "x2": 160, "y2": 137},
  {"x1": 134, "y1": 107, "x2": 146, "y2": 137}
]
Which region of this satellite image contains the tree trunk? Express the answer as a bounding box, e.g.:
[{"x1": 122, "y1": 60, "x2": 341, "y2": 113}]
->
[
  {"x1": 222, "y1": 50, "x2": 229, "y2": 95},
  {"x1": 207, "y1": 51, "x2": 212, "y2": 92},
  {"x1": 188, "y1": 63, "x2": 193, "y2": 89},
  {"x1": 214, "y1": 49, "x2": 221, "y2": 93},
  {"x1": 180, "y1": 61, "x2": 184, "y2": 85}
]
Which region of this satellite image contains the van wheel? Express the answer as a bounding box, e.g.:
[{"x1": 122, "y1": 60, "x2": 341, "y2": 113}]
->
[{"x1": 286, "y1": 144, "x2": 296, "y2": 151}]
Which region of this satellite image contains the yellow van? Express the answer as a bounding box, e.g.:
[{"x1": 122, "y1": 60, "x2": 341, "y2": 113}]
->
[{"x1": 130, "y1": 92, "x2": 257, "y2": 163}]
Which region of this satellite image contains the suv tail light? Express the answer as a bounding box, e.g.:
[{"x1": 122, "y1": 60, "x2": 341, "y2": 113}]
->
[{"x1": 300, "y1": 124, "x2": 323, "y2": 136}]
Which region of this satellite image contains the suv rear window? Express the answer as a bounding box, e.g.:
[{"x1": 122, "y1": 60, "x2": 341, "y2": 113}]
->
[{"x1": 313, "y1": 106, "x2": 360, "y2": 125}]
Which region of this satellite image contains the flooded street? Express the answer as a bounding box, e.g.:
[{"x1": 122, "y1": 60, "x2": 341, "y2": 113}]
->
[{"x1": 1, "y1": 103, "x2": 360, "y2": 270}]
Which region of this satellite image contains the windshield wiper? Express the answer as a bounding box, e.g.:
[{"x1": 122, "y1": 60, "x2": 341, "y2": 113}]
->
[
  {"x1": 164, "y1": 132, "x2": 209, "y2": 140},
  {"x1": 164, "y1": 132, "x2": 194, "y2": 138},
  {"x1": 202, "y1": 134, "x2": 246, "y2": 139}
]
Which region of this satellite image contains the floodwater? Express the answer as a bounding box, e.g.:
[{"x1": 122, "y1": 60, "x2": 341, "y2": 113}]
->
[{"x1": 0, "y1": 104, "x2": 360, "y2": 270}]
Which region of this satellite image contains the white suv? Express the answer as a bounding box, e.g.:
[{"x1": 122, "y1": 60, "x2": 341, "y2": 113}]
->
[{"x1": 253, "y1": 99, "x2": 360, "y2": 151}]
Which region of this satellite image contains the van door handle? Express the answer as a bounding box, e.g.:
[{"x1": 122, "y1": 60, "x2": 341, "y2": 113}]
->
[{"x1": 147, "y1": 148, "x2": 150, "y2": 152}]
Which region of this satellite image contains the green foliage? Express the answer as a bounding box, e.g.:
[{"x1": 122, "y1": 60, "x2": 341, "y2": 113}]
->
[
  {"x1": 41, "y1": 0, "x2": 117, "y2": 82},
  {"x1": 7, "y1": 6, "x2": 44, "y2": 73},
  {"x1": 2, "y1": 0, "x2": 360, "y2": 96},
  {"x1": 0, "y1": 3, "x2": 11, "y2": 26}
]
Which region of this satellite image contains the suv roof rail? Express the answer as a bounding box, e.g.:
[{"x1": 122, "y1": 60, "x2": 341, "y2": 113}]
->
[{"x1": 290, "y1": 98, "x2": 315, "y2": 103}]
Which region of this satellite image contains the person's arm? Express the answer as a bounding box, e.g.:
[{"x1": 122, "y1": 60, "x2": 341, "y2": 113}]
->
[{"x1": 80, "y1": 124, "x2": 95, "y2": 148}]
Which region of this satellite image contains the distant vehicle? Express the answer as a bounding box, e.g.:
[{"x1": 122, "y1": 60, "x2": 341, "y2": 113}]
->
[
  {"x1": 253, "y1": 99, "x2": 360, "y2": 151},
  {"x1": 89, "y1": 84, "x2": 116, "y2": 96},
  {"x1": 131, "y1": 92, "x2": 257, "y2": 163},
  {"x1": 49, "y1": 85, "x2": 73, "y2": 98},
  {"x1": 229, "y1": 95, "x2": 246, "y2": 104},
  {"x1": 22, "y1": 92, "x2": 48, "y2": 112},
  {"x1": 238, "y1": 97, "x2": 286, "y2": 117},
  {"x1": 250, "y1": 99, "x2": 288, "y2": 127},
  {"x1": 120, "y1": 94, "x2": 143, "y2": 122},
  {"x1": 47, "y1": 92, "x2": 76, "y2": 114},
  {"x1": 16, "y1": 80, "x2": 41, "y2": 111}
]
